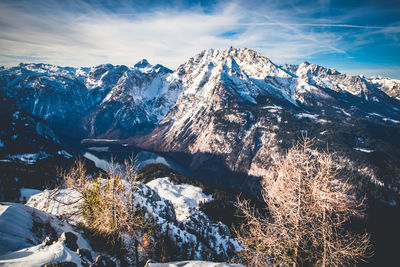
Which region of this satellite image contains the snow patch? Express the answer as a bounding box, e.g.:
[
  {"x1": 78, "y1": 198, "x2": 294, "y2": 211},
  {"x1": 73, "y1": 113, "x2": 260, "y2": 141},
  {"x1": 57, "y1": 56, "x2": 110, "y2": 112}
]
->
[
  {"x1": 382, "y1": 117, "x2": 400, "y2": 124},
  {"x1": 83, "y1": 152, "x2": 118, "y2": 172},
  {"x1": 146, "y1": 178, "x2": 212, "y2": 221},
  {"x1": 7, "y1": 152, "x2": 51, "y2": 164},
  {"x1": 87, "y1": 146, "x2": 109, "y2": 152},
  {"x1": 147, "y1": 261, "x2": 244, "y2": 267},
  {"x1": 57, "y1": 150, "x2": 73, "y2": 159},
  {"x1": 295, "y1": 113, "x2": 329, "y2": 124},
  {"x1": 353, "y1": 147, "x2": 374, "y2": 153},
  {"x1": 0, "y1": 203, "x2": 36, "y2": 255},
  {"x1": 0, "y1": 241, "x2": 83, "y2": 267}
]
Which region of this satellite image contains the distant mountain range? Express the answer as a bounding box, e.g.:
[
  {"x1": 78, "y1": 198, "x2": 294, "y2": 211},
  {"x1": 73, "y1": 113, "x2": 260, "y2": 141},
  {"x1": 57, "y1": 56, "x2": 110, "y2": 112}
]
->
[{"x1": 1, "y1": 47, "x2": 400, "y2": 202}]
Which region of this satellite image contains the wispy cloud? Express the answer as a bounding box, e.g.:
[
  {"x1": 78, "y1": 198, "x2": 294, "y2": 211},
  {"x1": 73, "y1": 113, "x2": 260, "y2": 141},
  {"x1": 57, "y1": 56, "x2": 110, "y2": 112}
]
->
[
  {"x1": 244, "y1": 22, "x2": 385, "y2": 29},
  {"x1": 0, "y1": 0, "x2": 399, "y2": 78}
]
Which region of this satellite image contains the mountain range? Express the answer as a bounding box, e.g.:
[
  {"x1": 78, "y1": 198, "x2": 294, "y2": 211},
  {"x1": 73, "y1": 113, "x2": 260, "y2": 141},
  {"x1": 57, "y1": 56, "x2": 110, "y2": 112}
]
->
[
  {"x1": 1, "y1": 47, "x2": 400, "y2": 200},
  {"x1": 1, "y1": 47, "x2": 400, "y2": 266}
]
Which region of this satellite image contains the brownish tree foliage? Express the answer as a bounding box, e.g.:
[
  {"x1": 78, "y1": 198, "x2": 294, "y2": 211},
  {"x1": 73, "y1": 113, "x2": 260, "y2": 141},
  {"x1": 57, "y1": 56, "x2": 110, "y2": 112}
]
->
[
  {"x1": 61, "y1": 158, "x2": 156, "y2": 266},
  {"x1": 236, "y1": 138, "x2": 372, "y2": 267}
]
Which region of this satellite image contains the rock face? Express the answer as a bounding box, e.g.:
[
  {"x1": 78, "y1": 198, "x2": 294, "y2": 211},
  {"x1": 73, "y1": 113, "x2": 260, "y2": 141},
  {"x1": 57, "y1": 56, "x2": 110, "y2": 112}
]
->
[
  {"x1": 368, "y1": 76, "x2": 400, "y2": 99},
  {"x1": 83, "y1": 62, "x2": 179, "y2": 138},
  {"x1": 58, "y1": 232, "x2": 78, "y2": 252},
  {"x1": 0, "y1": 96, "x2": 75, "y2": 201},
  {"x1": 0, "y1": 203, "x2": 99, "y2": 267},
  {"x1": 134, "y1": 48, "x2": 400, "y2": 197},
  {"x1": 0, "y1": 61, "x2": 178, "y2": 139},
  {"x1": 1, "y1": 47, "x2": 400, "y2": 198}
]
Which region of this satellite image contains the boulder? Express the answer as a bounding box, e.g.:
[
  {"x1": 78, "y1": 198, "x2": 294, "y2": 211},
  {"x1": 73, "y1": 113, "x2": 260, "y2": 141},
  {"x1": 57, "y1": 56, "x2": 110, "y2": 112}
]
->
[
  {"x1": 58, "y1": 232, "x2": 78, "y2": 251},
  {"x1": 90, "y1": 255, "x2": 116, "y2": 267}
]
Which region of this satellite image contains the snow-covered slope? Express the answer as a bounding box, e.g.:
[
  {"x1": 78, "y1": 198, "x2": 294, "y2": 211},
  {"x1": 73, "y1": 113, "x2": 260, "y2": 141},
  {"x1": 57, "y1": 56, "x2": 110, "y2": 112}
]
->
[
  {"x1": 0, "y1": 97, "x2": 76, "y2": 201},
  {"x1": 84, "y1": 61, "x2": 180, "y2": 138},
  {"x1": 1, "y1": 47, "x2": 400, "y2": 198},
  {"x1": 146, "y1": 261, "x2": 244, "y2": 267},
  {"x1": 0, "y1": 203, "x2": 97, "y2": 267},
  {"x1": 0, "y1": 241, "x2": 83, "y2": 267},
  {"x1": 0, "y1": 61, "x2": 179, "y2": 139},
  {"x1": 135, "y1": 47, "x2": 400, "y2": 196},
  {"x1": 27, "y1": 177, "x2": 240, "y2": 262},
  {"x1": 368, "y1": 76, "x2": 400, "y2": 99},
  {"x1": 0, "y1": 202, "x2": 240, "y2": 267},
  {"x1": 147, "y1": 177, "x2": 213, "y2": 221}
]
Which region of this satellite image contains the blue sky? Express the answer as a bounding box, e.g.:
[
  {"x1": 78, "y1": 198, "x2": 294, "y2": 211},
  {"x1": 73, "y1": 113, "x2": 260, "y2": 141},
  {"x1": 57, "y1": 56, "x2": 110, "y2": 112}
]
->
[{"x1": 0, "y1": 0, "x2": 399, "y2": 78}]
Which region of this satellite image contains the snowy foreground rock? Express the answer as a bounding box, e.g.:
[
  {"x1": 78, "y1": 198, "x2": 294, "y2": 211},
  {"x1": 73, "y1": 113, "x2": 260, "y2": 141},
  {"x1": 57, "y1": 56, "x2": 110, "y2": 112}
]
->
[
  {"x1": 145, "y1": 260, "x2": 244, "y2": 267},
  {"x1": 0, "y1": 177, "x2": 241, "y2": 266},
  {"x1": 0, "y1": 202, "x2": 95, "y2": 266}
]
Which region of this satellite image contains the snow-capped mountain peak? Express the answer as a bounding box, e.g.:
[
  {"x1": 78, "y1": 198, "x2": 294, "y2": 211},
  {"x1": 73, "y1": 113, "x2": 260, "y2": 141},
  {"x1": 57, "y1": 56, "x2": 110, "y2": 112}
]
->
[
  {"x1": 294, "y1": 61, "x2": 340, "y2": 78},
  {"x1": 1, "y1": 47, "x2": 399, "y2": 142},
  {"x1": 134, "y1": 58, "x2": 151, "y2": 68}
]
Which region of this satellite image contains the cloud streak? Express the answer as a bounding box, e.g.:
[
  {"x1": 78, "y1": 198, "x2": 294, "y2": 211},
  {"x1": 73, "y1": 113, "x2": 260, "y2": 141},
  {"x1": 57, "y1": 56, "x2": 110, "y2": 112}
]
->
[
  {"x1": 0, "y1": 0, "x2": 399, "y2": 78},
  {"x1": 245, "y1": 22, "x2": 385, "y2": 29}
]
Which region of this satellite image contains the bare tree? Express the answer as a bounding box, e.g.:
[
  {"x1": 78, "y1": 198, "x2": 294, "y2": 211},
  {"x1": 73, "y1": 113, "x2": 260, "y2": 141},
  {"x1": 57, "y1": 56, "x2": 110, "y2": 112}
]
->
[
  {"x1": 236, "y1": 138, "x2": 372, "y2": 267},
  {"x1": 122, "y1": 157, "x2": 156, "y2": 265},
  {"x1": 60, "y1": 158, "x2": 156, "y2": 266}
]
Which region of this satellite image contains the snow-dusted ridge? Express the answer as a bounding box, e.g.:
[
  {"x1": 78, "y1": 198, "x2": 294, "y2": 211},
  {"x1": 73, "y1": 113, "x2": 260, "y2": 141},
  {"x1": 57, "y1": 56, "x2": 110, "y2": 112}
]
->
[
  {"x1": 0, "y1": 202, "x2": 96, "y2": 267},
  {"x1": 25, "y1": 176, "x2": 240, "y2": 262},
  {"x1": 0, "y1": 59, "x2": 177, "y2": 139},
  {"x1": 131, "y1": 47, "x2": 400, "y2": 197},
  {"x1": 146, "y1": 177, "x2": 213, "y2": 221},
  {"x1": 1, "y1": 47, "x2": 399, "y2": 141},
  {"x1": 1, "y1": 47, "x2": 400, "y2": 199},
  {"x1": 146, "y1": 261, "x2": 244, "y2": 267}
]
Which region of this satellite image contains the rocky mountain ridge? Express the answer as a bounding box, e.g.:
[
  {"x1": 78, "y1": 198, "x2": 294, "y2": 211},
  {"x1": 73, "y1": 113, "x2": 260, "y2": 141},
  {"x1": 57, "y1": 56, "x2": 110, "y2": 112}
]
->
[
  {"x1": 0, "y1": 60, "x2": 178, "y2": 140},
  {"x1": 1, "y1": 48, "x2": 399, "y2": 141},
  {"x1": 23, "y1": 175, "x2": 240, "y2": 264},
  {"x1": 1, "y1": 48, "x2": 400, "y2": 197},
  {"x1": 1, "y1": 47, "x2": 400, "y2": 267},
  {"x1": 132, "y1": 48, "x2": 400, "y2": 198}
]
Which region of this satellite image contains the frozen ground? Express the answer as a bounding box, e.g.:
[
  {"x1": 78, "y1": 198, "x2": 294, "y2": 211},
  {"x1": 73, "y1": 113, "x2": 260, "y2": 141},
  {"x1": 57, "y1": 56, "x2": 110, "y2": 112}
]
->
[
  {"x1": 146, "y1": 261, "x2": 244, "y2": 267},
  {"x1": 146, "y1": 177, "x2": 213, "y2": 221},
  {"x1": 0, "y1": 202, "x2": 93, "y2": 267}
]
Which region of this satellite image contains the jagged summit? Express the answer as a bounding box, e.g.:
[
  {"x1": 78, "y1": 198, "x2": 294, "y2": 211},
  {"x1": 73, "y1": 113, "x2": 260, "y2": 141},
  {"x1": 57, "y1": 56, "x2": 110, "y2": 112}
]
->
[
  {"x1": 1, "y1": 47, "x2": 399, "y2": 142},
  {"x1": 134, "y1": 59, "x2": 150, "y2": 68},
  {"x1": 1, "y1": 48, "x2": 400, "y2": 267},
  {"x1": 182, "y1": 47, "x2": 284, "y2": 79},
  {"x1": 136, "y1": 48, "x2": 400, "y2": 184},
  {"x1": 169, "y1": 47, "x2": 296, "y2": 107}
]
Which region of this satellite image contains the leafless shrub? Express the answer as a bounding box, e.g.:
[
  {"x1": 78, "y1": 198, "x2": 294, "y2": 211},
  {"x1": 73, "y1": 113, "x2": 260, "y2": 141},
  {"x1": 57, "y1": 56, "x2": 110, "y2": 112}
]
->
[
  {"x1": 61, "y1": 157, "x2": 156, "y2": 265},
  {"x1": 236, "y1": 137, "x2": 372, "y2": 267}
]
